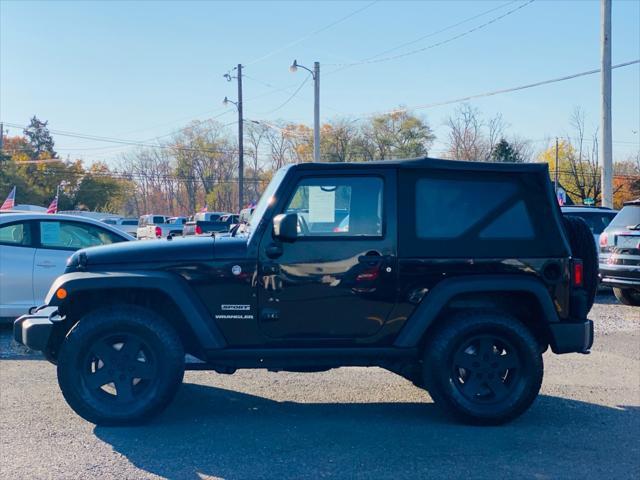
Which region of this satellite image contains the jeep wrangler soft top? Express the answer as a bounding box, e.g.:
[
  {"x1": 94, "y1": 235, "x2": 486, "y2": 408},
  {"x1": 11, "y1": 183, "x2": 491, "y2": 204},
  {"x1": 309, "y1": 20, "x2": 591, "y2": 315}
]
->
[{"x1": 14, "y1": 158, "x2": 596, "y2": 425}]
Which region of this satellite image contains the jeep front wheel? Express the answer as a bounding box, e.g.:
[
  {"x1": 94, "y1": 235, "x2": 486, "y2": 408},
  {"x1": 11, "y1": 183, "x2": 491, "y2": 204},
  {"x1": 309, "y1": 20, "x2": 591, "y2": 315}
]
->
[
  {"x1": 423, "y1": 311, "x2": 543, "y2": 425},
  {"x1": 57, "y1": 306, "x2": 185, "y2": 425}
]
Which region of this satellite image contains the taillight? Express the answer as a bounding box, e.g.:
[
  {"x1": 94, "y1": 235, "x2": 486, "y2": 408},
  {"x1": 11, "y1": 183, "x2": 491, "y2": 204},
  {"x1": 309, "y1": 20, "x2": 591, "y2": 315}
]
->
[
  {"x1": 599, "y1": 234, "x2": 608, "y2": 247},
  {"x1": 572, "y1": 259, "x2": 584, "y2": 287},
  {"x1": 155, "y1": 226, "x2": 162, "y2": 238},
  {"x1": 195, "y1": 225, "x2": 203, "y2": 235}
]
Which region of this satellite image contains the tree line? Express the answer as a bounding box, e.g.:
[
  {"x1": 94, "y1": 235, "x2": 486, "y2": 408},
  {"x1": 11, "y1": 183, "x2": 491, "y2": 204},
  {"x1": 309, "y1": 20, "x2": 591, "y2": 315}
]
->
[{"x1": 1, "y1": 108, "x2": 638, "y2": 216}]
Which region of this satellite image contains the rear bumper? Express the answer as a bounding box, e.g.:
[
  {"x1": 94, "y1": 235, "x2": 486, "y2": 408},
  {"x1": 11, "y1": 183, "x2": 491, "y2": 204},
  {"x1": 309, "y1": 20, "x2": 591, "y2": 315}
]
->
[
  {"x1": 13, "y1": 307, "x2": 60, "y2": 352},
  {"x1": 548, "y1": 319, "x2": 594, "y2": 354}
]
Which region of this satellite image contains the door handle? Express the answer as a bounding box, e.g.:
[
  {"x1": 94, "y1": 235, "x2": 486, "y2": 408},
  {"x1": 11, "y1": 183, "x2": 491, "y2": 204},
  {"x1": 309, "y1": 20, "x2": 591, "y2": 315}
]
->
[
  {"x1": 358, "y1": 251, "x2": 383, "y2": 266},
  {"x1": 36, "y1": 261, "x2": 56, "y2": 268}
]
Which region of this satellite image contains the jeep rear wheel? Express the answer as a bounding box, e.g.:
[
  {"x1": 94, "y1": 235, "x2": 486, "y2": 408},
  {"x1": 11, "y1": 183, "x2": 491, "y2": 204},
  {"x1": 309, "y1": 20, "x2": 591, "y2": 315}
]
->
[
  {"x1": 57, "y1": 306, "x2": 184, "y2": 425},
  {"x1": 423, "y1": 311, "x2": 543, "y2": 425},
  {"x1": 613, "y1": 287, "x2": 640, "y2": 306}
]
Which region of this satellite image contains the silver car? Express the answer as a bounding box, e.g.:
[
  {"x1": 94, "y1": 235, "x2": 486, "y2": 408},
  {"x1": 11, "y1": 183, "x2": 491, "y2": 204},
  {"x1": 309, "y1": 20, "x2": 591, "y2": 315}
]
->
[{"x1": 0, "y1": 213, "x2": 133, "y2": 321}]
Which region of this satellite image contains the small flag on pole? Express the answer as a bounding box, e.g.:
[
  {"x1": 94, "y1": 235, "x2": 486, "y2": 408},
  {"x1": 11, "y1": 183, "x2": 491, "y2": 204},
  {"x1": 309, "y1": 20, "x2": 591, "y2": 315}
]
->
[
  {"x1": 0, "y1": 186, "x2": 16, "y2": 211},
  {"x1": 200, "y1": 204, "x2": 208, "y2": 213},
  {"x1": 47, "y1": 186, "x2": 60, "y2": 214}
]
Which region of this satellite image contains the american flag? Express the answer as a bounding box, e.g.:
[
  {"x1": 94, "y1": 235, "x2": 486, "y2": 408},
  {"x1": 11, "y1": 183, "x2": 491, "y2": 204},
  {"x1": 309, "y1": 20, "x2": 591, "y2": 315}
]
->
[
  {"x1": 0, "y1": 186, "x2": 16, "y2": 211},
  {"x1": 200, "y1": 204, "x2": 208, "y2": 213},
  {"x1": 47, "y1": 187, "x2": 59, "y2": 214}
]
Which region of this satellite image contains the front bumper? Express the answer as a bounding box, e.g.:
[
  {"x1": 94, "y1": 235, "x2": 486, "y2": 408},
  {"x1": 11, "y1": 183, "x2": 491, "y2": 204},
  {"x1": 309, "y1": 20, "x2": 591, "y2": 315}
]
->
[
  {"x1": 13, "y1": 307, "x2": 60, "y2": 352},
  {"x1": 548, "y1": 319, "x2": 594, "y2": 354}
]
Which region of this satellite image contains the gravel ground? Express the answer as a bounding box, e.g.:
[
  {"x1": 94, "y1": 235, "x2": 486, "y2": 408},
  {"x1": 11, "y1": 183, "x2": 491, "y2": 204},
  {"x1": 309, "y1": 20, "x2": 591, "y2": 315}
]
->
[{"x1": 0, "y1": 293, "x2": 638, "y2": 479}]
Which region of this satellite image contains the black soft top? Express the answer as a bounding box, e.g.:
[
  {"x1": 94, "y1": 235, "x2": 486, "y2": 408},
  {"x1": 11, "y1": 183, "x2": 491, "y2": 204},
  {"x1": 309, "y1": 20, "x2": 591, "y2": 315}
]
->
[{"x1": 291, "y1": 157, "x2": 548, "y2": 174}]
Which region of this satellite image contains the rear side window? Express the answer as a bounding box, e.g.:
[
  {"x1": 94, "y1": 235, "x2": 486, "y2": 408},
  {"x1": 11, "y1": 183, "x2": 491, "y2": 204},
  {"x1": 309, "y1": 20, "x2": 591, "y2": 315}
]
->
[
  {"x1": 415, "y1": 178, "x2": 534, "y2": 239},
  {"x1": 153, "y1": 216, "x2": 165, "y2": 224},
  {"x1": 399, "y1": 169, "x2": 567, "y2": 258},
  {"x1": 0, "y1": 222, "x2": 32, "y2": 247},
  {"x1": 122, "y1": 220, "x2": 138, "y2": 226}
]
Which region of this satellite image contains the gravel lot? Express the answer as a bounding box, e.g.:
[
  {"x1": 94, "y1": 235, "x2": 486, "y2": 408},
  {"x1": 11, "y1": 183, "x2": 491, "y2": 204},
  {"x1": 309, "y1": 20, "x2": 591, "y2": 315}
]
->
[{"x1": 1, "y1": 293, "x2": 638, "y2": 479}]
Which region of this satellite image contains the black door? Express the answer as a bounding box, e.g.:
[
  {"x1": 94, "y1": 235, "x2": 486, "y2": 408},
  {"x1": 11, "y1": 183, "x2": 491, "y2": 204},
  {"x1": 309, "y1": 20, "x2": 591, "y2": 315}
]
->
[{"x1": 257, "y1": 169, "x2": 397, "y2": 342}]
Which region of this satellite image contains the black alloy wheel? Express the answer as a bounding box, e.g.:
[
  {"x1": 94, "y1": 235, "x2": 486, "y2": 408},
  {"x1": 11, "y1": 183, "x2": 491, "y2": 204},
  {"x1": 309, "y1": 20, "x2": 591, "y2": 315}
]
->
[
  {"x1": 81, "y1": 333, "x2": 157, "y2": 404},
  {"x1": 451, "y1": 334, "x2": 520, "y2": 404}
]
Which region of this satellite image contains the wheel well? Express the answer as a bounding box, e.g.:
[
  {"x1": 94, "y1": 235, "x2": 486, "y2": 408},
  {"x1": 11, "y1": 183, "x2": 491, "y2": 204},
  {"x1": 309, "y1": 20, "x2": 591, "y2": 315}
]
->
[
  {"x1": 55, "y1": 288, "x2": 203, "y2": 358},
  {"x1": 420, "y1": 291, "x2": 551, "y2": 351}
]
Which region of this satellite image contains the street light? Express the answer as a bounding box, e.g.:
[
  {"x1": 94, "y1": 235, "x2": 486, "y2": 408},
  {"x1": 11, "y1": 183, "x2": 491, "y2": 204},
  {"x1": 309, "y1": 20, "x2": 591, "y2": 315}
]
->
[
  {"x1": 290, "y1": 59, "x2": 320, "y2": 162},
  {"x1": 223, "y1": 64, "x2": 244, "y2": 210}
]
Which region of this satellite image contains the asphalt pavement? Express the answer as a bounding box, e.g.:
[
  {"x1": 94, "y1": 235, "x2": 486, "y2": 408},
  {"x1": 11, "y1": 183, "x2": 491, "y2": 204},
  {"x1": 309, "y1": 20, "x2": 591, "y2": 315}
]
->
[{"x1": 1, "y1": 293, "x2": 638, "y2": 479}]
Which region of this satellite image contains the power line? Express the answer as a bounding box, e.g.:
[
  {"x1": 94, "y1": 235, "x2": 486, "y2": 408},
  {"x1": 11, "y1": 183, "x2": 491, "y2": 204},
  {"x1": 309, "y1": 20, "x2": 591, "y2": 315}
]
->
[
  {"x1": 1, "y1": 121, "x2": 241, "y2": 155},
  {"x1": 255, "y1": 75, "x2": 312, "y2": 115},
  {"x1": 326, "y1": 0, "x2": 535, "y2": 70},
  {"x1": 364, "y1": 0, "x2": 519, "y2": 61},
  {"x1": 350, "y1": 59, "x2": 640, "y2": 120},
  {"x1": 244, "y1": 0, "x2": 378, "y2": 66}
]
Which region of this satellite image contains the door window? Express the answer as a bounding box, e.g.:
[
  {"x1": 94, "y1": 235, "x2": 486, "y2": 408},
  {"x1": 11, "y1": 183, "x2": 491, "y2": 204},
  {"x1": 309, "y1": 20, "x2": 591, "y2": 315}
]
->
[
  {"x1": 284, "y1": 176, "x2": 383, "y2": 237},
  {"x1": 0, "y1": 222, "x2": 32, "y2": 246},
  {"x1": 39, "y1": 221, "x2": 124, "y2": 250}
]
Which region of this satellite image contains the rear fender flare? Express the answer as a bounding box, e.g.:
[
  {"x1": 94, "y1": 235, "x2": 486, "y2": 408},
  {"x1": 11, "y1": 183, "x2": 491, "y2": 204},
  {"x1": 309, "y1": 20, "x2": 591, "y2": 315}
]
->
[
  {"x1": 46, "y1": 271, "x2": 226, "y2": 350},
  {"x1": 393, "y1": 275, "x2": 559, "y2": 348}
]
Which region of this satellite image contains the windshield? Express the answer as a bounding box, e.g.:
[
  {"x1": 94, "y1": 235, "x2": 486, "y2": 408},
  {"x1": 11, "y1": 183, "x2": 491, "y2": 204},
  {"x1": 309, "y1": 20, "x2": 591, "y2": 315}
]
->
[
  {"x1": 247, "y1": 166, "x2": 290, "y2": 241},
  {"x1": 609, "y1": 205, "x2": 640, "y2": 229}
]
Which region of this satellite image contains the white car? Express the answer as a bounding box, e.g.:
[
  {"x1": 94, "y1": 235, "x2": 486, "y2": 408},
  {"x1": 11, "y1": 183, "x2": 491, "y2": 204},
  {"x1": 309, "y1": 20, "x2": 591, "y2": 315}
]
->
[
  {"x1": 101, "y1": 217, "x2": 139, "y2": 237},
  {"x1": 136, "y1": 215, "x2": 186, "y2": 239},
  {"x1": 0, "y1": 213, "x2": 133, "y2": 321}
]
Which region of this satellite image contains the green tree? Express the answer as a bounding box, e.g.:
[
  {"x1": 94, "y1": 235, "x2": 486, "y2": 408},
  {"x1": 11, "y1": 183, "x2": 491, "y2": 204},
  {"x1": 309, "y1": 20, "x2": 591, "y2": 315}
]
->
[
  {"x1": 491, "y1": 138, "x2": 523, "y2": 163},
  {"x1": 74, "y1": 163, "x2": 127, "y2": 211},
  {"x1": 23, "y1": 116, "x2": 57, "y2": 159}
]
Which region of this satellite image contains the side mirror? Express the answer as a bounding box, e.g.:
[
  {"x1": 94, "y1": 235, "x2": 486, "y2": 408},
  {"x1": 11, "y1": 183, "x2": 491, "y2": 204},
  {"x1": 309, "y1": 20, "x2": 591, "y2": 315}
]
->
[{"x1": 273, "y1": 213, "x2": 298, "y2": 242}]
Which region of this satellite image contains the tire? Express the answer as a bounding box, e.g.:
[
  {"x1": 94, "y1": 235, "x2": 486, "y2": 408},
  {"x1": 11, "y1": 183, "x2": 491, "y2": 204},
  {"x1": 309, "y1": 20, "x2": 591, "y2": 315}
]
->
[
  {"x1": 423, "y1": 311, "x2": 543, "y2": 425},
  {"x1": 613, "y1": 288, "x2": 640, "y2": 306},
  {"x1": 57, "y1": 305, "x2": 185, "y2": 425},
  {"x1": 563, "y1": 215, "x2": 599, "y2": 311}
]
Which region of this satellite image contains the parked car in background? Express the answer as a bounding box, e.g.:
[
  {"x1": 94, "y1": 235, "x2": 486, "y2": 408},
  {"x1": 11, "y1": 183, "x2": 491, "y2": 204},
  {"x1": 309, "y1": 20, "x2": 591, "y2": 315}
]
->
[
  {"x1": 182, "y1": 211, "x2": 232, "y2": 236},
  {"x1": 0, "y1": 213, "x2": 132, "y2": 322},
  {"x1": 561, "y1": 206, "x2": 618, "y2": 247},
  {"x1": 599, "y1": 199, "x2": 640, "y2": 306},
  {"x1": 101, "y1": 217, "x2": 139, "y2": 237},
  {"x1": 137, "y1": 215, "x2": 186, "y2": 239}
]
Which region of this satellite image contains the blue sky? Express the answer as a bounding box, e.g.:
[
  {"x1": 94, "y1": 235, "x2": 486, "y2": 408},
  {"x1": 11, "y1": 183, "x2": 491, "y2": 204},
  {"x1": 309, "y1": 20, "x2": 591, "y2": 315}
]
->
[{"x1": 1, "y1": 0, "x2": 639, "y2": 164}]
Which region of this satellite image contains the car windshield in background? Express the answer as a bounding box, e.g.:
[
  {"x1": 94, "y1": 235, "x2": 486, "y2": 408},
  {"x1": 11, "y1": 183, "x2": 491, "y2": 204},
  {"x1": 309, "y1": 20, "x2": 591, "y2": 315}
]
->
[
  {"x1": 608, "y1": 205, "x2": 640, "y2": 229},
  {"x1": 568, "y1": 211, "x2": 618, "y2": 234}
]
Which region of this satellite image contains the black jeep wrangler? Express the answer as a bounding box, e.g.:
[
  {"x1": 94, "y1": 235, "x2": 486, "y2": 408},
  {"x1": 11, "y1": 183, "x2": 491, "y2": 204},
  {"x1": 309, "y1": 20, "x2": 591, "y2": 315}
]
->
[{"x1": 14, "y1": 158, "x2": 596, "y2": 425}]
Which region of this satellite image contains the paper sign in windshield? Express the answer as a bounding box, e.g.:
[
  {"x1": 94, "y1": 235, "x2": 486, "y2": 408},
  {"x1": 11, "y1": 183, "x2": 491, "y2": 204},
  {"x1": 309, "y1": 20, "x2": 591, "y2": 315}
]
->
[
  {"x1": 308, "y1": 186, "x2": 335, "y2": 223},
  {"x1": 40, "y1": 222, "x2": 61, "y2": 245}
]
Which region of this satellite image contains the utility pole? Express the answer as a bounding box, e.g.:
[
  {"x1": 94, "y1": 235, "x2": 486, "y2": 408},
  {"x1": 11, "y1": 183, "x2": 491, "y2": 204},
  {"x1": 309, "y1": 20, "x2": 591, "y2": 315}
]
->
[
  {"x1": 313, "y1": 61, "x2": 320, "y2": 162},
  {"x1": 0, "y1": 123, "x2": 4, "y2": 152},
  {"x1": 554, "y1": 137, "x2": 559, "y2": 196},
  {"x1": 600, "y1": 0, "x2": 613, "y2": 208},
  {"x1": 237, "y1": 63, "x2": 244, "y2": 210}
]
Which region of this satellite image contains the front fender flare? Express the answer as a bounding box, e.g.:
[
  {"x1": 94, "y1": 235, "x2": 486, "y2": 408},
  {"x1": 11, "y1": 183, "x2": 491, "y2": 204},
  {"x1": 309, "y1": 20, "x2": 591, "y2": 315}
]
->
[
  {"x1": 393, "y1": 275, "x2": 560, "y2": 348},
  {"x1": 46, "y1": 270, "x2": 226, "y2": 350}
]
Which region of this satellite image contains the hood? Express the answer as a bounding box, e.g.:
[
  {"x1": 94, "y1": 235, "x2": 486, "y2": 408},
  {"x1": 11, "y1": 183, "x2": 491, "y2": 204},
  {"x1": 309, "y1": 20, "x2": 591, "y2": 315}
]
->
[{"x1": 67, "y1": 235, "x2": 248, "y2": 268}]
